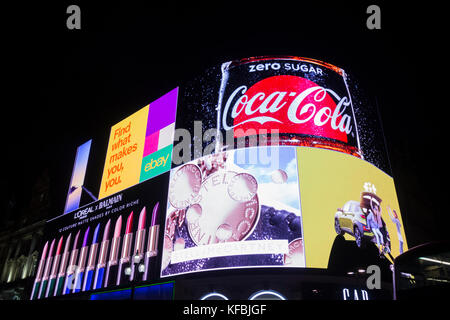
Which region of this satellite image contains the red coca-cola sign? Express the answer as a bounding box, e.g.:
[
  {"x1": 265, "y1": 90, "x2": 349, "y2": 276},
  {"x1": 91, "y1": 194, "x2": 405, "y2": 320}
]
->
[
  {"x1": 222, "y1": 75, "x2": 353, "y2": 143},
  {"x1": 218, "y1": 57, "x2": 360, "y2": 157}
]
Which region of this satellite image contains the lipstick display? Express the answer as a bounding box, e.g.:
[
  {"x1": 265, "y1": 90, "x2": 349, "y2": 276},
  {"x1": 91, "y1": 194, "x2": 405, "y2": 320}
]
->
[
  {"x1": 82, "y1": 223, "x2": 100, "y2": 291},
  {"x1": 142, "y1": 202, "x2": 160, "y2": 281},
  {"x1": 93, "y1": 219, "x2": 110, "y2": 290},
  {"x1": 104, "y1": 215, "x2": 122, "y2": 287},
  {"x1": 38, "y1": 238, "x2": 55, "y2": 299},
  {"x1": 54, "y1": 233, "x2": 71, "y2": 296},
  {"x1": 130, "y1": 207, "x2": 146, "y2": 281},
  {"x1": 73, "y1": 227, "x2": 90, "y2": 293},
  {"x1": 46, "y1": 236, "x2": 63, "y2": 297},
  {"x1": 28, "y1": 174, "x2": 170, "y2": 297},
  {"x1": 63, "y1": 230, "x2": 80, "y2": 295},
  {"x1": 30, "y1": 241, "x2": 48, "y2": 300},
  {"x1": 117, "y1": 211, "x2": 134, "y2": 285}
]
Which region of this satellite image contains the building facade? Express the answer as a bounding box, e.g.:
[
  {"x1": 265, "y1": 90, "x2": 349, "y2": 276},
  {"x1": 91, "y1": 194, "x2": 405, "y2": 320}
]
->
[{"x1": 0, "y1": 170, "x2": 49, "y2": 299}]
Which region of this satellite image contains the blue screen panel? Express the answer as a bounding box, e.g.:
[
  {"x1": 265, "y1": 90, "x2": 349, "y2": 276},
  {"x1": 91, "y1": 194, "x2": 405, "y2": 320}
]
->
[
  {"x1": 134, "y1": 282, "x2": 174, "y2": 300},
  {"x1": 90, "y1": 288, "x2": 132, "y2": 300}
]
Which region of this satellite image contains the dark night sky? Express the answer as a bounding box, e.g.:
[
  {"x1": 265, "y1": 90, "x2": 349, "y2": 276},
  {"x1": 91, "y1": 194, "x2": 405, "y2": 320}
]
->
[{"x1": 3, "y1": 1, "x2": 448, "y2": 248}]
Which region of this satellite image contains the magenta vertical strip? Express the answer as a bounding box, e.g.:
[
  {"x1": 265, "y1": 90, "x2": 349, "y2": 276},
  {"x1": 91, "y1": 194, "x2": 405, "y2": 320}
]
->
[
  {"x1": 146, "y1": 88, "x2": 178, "y2": 136},
  {"x1": 143, "y1": 131, "x2": 159, "y2": 157}
]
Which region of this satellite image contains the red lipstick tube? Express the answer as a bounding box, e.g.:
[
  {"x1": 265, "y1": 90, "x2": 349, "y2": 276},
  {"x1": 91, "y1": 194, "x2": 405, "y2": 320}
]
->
[
  {"x1": 54, "y1": 233, "x2": 71, "y2": 296},
  {"x1": 142, "y1": 202, "x2": 160, "y2": 282},
  {"x1": 117, "y1": 211, "x2": 134, "y2": 285},
  {"x1": 130, "y1": 207, "x2": 146, "y2": 281}
]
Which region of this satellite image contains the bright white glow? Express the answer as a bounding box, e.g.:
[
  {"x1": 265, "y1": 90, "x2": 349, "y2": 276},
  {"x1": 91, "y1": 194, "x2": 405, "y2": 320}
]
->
[
  {"x1": 7, "y1": 266, "x2": 14, "y2": 283},
  {"x1": 426, "y1": 278, "x2": 450, "y2": 283},
  {"x1": 342, "y1": 288, "x2": 350, "y2": 300},
  {"x1": 361, "y1": 290, "x2": 369, "y2": 300},
  {"x1": 22, "y1": 264, "x2": 29, "y2": 279},
  {"x1": 249, "y1": 290, "x2": 286, "y2": 300},
  {"x1": 200, "y1": 292, "x2": 229, "y2": 300},
  {"x1": 170, "y1": 239, "x2": 288, "y2": 263},
  {"x1": 400, "y1": 272, "x2": 414, "y2": 279},
  {"x1": 419, "y1": 257, "x2": 450, "y2": 266}
]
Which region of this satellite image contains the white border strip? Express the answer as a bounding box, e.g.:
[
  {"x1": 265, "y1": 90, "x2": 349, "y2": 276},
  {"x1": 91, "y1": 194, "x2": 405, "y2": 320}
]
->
[{"x1": 170, "y1": 239, "x2": 288, "y2": 264}]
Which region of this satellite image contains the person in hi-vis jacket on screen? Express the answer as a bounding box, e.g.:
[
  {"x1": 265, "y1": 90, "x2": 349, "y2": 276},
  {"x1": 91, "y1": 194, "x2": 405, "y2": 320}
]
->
[
  {"x1": 367, "y1": 206, "x2": 383, "y2": 255},
  {"x1": 387, "y1": 205, "x2": 404, "y2": 254}
]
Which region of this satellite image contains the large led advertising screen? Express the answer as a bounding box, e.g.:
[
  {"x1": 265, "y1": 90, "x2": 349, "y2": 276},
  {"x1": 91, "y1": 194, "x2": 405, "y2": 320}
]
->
[
  {"x1": 161, "y1": 146, "x2": 304, "y2": 277},
  {"x1": 30, "y1": 56, "x2": 408, "y2": 300},
  {"x1": 30, "y1": 88, "x2": 179, "y2": 299},
  {"x1": 159, "y1": 56, "x2": 406, "y2": 277},
  {"x1": 174, "y1": 56, "x2": 391, "y2": 173},
  {"x1": 99, "y1": 88, "x2": 178, "y2": 199},
  {"x1": 216, "y1": 57, "x2": 360, "y2": 155},
  {"x1": 297, "y1": 147, "x2": 407, "y2": 268},
  {"x1": 160, "y1": 146, "x2": 407, "y2": 277},
  {"x1": 31, "y1": 174, "x2": 168, "y2": 300}
]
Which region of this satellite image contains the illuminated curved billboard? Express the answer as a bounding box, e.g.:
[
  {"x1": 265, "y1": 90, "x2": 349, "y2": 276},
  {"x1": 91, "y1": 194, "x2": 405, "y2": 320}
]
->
[
  {"x1": 30, "y1": 56, "x2": 407, "y2": 299},
  {"x1": 99, "y1": 88, "x2": 178, "y2": 199},
  {"x1": 162, "y1": 56, "x2": 407, "y2": 277},
  {"x1": 217, "y1": 57, "x2": 360, "y2": 156},
  {"x1": 160, "y1": 146, "x2": 406, "y2": 277},
  {"x1": 161, "y1": 146, "x2": 304, "y2": 277}
]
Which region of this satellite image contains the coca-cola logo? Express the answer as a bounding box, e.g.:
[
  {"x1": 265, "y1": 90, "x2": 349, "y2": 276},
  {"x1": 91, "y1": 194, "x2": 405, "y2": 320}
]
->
[{"x1": 222, "y1": 75, "x2": 353, "y2": 143}]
